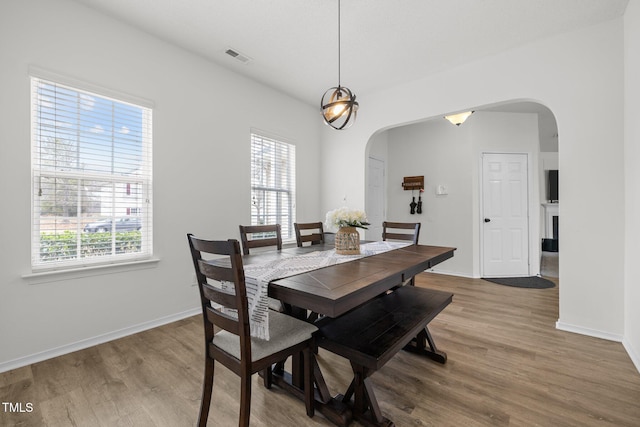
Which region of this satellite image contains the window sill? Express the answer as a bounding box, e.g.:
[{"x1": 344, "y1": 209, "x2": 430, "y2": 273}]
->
[{"x1": 23, "y1": 257, "x2": 161, "y2": 285}]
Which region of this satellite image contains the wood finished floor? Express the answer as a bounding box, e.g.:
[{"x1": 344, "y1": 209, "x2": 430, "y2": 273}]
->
[{"x1": 2, "y1": 268, "x2": 639, "y2": 426}]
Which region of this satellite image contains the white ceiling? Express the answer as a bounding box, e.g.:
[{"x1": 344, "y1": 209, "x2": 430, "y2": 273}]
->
[
  {"x1": 71, "y1": 0, "x2": 628, "y2": 108},
  {"x1": 70, "y1": 0, "x2": 628, "y2": 151}
]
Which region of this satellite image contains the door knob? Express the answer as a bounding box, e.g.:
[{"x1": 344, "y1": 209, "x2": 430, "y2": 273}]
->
[{"x1": 484, "y1": 218, "x2": 491, "y2": 223}]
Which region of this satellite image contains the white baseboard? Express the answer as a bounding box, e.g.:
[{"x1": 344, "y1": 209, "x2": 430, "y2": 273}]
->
[
  {"x1": 555, "y1": 321, "x2": 624, "y2": 342},
  {"x1": 426, "y1": 268, "x2": 476, "y2": 279},
  {"x1": 622, "y1": 337, "x2": 640, "y2": 374},
  {"x1": 0, "y1": 307, "x2": 200, "y2": 374}
]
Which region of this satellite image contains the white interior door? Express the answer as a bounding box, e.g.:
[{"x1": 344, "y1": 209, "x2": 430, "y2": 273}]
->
[
  {"x1": 482, "y1": 153, "x2": 529, "y2": 277},
  {"x1": 366, "y1": 157, "x2": 385, "y2": 240}
]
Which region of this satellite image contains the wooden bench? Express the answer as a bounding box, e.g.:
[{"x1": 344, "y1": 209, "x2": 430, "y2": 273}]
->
[{"x1": 315, "y1": 285, "x2": 453, "y2": 427}]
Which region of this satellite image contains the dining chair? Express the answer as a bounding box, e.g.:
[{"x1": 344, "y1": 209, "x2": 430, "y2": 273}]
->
[
  {"x1": 294, "y1": 222, "x2": 325, "y2": 247},
  {"x1": 239, "y1": 224, "x2": 285, "y2": 312},
  {"x1": 382, "y1": 221, "x2": 421, "y2": 287},
  {"x1": 238, "y1": 224, "x2": 282, "y2": 255},
  {"x1": 382, "y1": 221, "x2": 421, "y2": 244},
  {"x1": 187, "y1": 234, "x2": 317, "y2": 427}
]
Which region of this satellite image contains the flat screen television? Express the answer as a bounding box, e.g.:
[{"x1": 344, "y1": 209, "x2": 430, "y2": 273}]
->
[{"x1": 548, "y1": 170, "x2": 559, "y2": 202}]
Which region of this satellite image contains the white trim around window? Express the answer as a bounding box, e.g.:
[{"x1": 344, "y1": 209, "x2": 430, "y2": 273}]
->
[
  {"x1": 30, "y1": 70, "x2": 153, "y2": 272},
  {"x1": 250, "y1": 130, "x2": 296, "y2": 241}
]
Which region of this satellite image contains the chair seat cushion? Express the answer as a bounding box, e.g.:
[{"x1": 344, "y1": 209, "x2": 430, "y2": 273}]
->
[
  {"x1": 213, "y1": 311, "x2": 317, "y2": 362},
  {"x1": 267, "y1": 297, "x2": 284, "y2": 312}
]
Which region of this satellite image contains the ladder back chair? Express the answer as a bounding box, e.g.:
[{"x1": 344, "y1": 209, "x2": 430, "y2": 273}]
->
[
  {"x1": 239, "y1": 223, "x2": 285, "y2": 311},
  {"x1": 187, "y1": 234, "x2": 317, "y2": 427},
  {"x1": 382, "y1": 221, "x2": 422, "y2": 287},
  {"x1": 238, "y1": 224, "x2": 282, "y2": 255},
  {"x1": 382, "y1": 221, "x2": 421, "y2": 244},
  {"x1": 293, "y1": 222, "x2": 327, "y2": 322},
  {"x1": 294, "y1": 222, "x2": 325, "y2": 247}
]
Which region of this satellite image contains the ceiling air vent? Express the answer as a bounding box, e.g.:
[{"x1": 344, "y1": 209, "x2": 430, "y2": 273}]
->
[{"x1": 225, "y1": 48, "x2": 252, "y2": 64}]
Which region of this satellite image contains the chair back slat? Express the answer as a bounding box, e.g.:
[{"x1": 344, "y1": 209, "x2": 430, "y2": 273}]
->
[
  {"x1": 190, "y1": 237, "x2": 237, "y2": 256},
  {"x1": 198, "y1": 259, "x2": 237, "y2": 283},
  {"x1": 382, "y1": 221, "x2": 421, "y2": 244},
  {"x1": 384, "y1": 232, "x2": 415, "y2": 241},
  {"x1": 205, "y1": 306, "x2": 241, "y2": 335},
  {"x1": 384, "y1": 221, "x2": 418, "y2": 230},
  {"x1": 299, "y1": 233, "x2": 323, "y2": 244},
  {"x1": 202, "y1": 283, "x2": 238, "y2": 310},
  {"x1": 239, "y1": 224, "x2": 282, "y2": 255},
  {"x1": 294, "y1": 222, "x2": 324, "y2": 247},
  {"x1": 245, "y1": 237, "x2": 280, "y2": 250}
]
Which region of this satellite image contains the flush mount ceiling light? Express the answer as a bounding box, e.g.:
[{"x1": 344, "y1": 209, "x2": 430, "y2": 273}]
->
[
  {"x1": 444, "y1": 111, "x2": 474, "y2": 126},
  {"x1": 321, "y1": 0, "x2": 358, "y2": 130}
]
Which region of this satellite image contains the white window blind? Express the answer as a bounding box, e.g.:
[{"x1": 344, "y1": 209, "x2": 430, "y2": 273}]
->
[
  {"x1": 31, "y1": 76, "x2": 153, "y2": 270},
  {"x1": 250, "y1": 133, "x2": 296, "y2": 240}
]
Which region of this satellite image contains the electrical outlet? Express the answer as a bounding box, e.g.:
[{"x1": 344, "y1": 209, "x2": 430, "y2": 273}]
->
[{"x1": 191, "y1": 274, "x2": 198, "y2": 286}]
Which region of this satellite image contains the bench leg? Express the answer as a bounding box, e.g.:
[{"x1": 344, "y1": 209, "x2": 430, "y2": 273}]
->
[
  {"x1": 403, "y1": 326, "x2": 447, "y2": 364},
  {"x1": 363, "y1": 376, "x2": 383, "y2": 423},
  {"x1": 423, "y1": 327, "x2": 447, "y2": 363}
]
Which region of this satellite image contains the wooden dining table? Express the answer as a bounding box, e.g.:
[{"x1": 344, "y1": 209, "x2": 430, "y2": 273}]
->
[{"x1": 242, "y1": 242, "x2": 455, "y2": 426}]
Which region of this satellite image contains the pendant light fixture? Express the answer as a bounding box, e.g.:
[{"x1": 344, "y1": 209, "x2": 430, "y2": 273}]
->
[{"x1": 321, "y1": 0, "x2": 358, "y2": 130}]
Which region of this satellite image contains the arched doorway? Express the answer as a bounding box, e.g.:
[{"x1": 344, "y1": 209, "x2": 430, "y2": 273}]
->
[{"x1": 364, "y1": 100, "x2": 559, "y2": 279}]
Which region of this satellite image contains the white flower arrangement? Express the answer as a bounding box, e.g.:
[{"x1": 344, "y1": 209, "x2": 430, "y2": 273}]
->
[{"x1": 325, "y1": 207, "x2": 370, "y2": 230}]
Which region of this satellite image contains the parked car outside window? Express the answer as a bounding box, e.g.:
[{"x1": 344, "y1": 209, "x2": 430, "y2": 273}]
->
[{"x1": 83, "y1": 217, "x2": 141, "y2": 233}]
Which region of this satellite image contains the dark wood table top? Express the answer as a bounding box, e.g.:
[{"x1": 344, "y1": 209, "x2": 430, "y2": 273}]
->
[{"x1": 263, "y1": 243, "x2": 455, "y2": 318}]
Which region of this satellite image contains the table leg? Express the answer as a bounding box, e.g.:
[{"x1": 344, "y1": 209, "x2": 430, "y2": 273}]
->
[
  {"x1": 270, "y1": 304, "x2": 353, "y2": 426},
  {"x1": 313, "y1": 356, "x2": 333, "y2": 404},
  {"x1": 270, "y1": 359, "x2": 352, "y2": 427}
]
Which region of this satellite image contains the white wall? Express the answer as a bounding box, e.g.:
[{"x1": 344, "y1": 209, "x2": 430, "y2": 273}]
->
[
  {"x1": 364, "y1": 131, "x2": 389, "y2": 240},
  {"x1": 0, "y1": 0, "x2": 321, "y2": 370},
  {"x1": 624, "y1": 0, "x2": 640, "y2": 372},
  {"x1": 373, "y1": 111, "x2": 540, "y2": 278},
  {"x1": 321, "y1": 19, "x2": 626, "y2": 340},
  {"x1": 540, "y1": 152, "x2": 559, "y2": 171},
  {"x1": 384, "y1": 118, "x2": 474, "y2": 275}
]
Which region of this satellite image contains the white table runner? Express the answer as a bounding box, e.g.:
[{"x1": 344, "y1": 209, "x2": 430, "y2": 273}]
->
[{"x1": 243, "y1": 241, "x2": 412, "y2": 340}]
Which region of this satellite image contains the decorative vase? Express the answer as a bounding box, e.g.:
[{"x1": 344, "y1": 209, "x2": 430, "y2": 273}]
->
[{"x1": 335, "y1": 226, "x2": 360, "y2": 255}]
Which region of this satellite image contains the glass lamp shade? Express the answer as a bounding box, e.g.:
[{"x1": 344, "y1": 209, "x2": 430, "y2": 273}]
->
[
  {"x1": 444, "y1": 111, "x2": 474, "y2": 126},
  {"x1": 321, "y1": 86, "x2": 359, "y2": 130}
]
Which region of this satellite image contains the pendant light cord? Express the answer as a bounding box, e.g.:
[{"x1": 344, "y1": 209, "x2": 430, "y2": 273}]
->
[
  {"x1": 321, "y1": 0, "x2": 357, "y2": 129},
  {"x1": 337, "y1": 0, "x2": 341, "y2": 87}
]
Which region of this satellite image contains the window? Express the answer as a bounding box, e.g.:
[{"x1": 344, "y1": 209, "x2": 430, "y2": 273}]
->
[
  {"x1": 31, "y1": 76, "x2": 153, "y2": 270},
  {"x1": 250, "y1": 132, "x2": 296, "y2": 240}
]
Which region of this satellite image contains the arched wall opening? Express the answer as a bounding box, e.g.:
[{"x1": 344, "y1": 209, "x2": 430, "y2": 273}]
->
[{"x1": 364, "y1": 100, "x2": 559, "y2": 279}]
